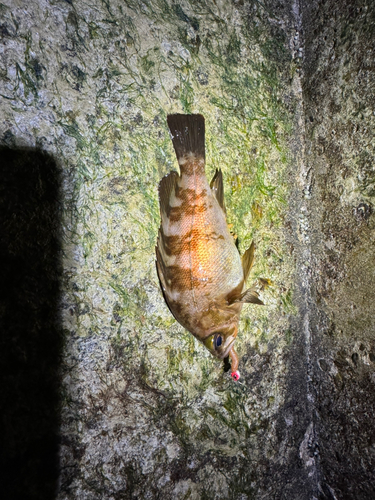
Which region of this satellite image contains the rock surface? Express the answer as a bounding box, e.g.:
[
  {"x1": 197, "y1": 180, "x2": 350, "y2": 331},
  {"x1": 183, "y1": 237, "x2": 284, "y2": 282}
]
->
[
  {"x1": 300, "y1": 0, "x2": 375, "y2": 498},
  {"x1": 0, "y1": 0, "x2": 374, "y2": 499}
]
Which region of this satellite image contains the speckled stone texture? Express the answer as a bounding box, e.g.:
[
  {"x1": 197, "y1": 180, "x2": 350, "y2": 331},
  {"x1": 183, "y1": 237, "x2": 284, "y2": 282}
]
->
[
  {"x1": 0, "y1": 0, "x2": 374, "y2": 499},
  {"x1": 300, "y1": 0, "x2": 375, "y2": 498}
]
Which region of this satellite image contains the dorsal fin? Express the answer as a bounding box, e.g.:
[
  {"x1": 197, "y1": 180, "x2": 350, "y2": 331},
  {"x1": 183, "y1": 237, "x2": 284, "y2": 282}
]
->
[
  {"x1": 167, "y1": 114, "x2": 205, "y2": 162},
  {"x1": 155, "y1": 242, "x2": 177, "y2": 318},
  {"x1": 242, "y1": 241, "x2": 255, "y2": 283},
  {"x1": 158, "y1": 171, "x2": 179, "y2": 217},
  {"x1": 156, "y1": 232, "x2": 185, "y2": 324},
  {"x1": 210, "y1": 169, "x2": 226, "y2": 214}
]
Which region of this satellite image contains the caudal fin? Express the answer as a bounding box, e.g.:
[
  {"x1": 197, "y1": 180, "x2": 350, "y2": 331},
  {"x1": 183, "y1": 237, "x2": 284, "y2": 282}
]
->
[{"x1": 167, "y1": 114, "x2": 205, "y2": 163}]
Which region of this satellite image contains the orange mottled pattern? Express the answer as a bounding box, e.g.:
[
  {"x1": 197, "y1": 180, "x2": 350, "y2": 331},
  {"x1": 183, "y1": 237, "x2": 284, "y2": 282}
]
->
[
  {"x1": 156, "y1": 158, "x2": 244, "y2": 357},
  {"x1": 156, "y1": 114, "x2": 255, "y2": 377}
]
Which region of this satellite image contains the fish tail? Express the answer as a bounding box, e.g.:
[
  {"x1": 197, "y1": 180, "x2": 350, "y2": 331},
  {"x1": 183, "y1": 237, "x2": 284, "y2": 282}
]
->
[{"x1": 167, "y1": 114, "x2": 205, "y2": 171}]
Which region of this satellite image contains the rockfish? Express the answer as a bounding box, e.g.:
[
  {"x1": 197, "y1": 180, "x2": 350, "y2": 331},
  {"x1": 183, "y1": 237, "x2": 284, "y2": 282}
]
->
[{"x1": 156, "y1": 114, "x2": 264, "y2": 381}]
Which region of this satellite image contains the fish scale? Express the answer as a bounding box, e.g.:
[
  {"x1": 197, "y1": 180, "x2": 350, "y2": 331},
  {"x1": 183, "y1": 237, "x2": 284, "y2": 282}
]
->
[
  {"x1": 160, "y1": 169, "x2": 240, "y2": 306},
  {"x1": 156, "y1": 114, "x2": 265, "y2": 381}
]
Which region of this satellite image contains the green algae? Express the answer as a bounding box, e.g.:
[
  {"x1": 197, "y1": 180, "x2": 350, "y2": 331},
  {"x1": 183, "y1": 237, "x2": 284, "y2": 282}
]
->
[
  {"x1": 0, "y1": 0, "x2": 299, "y2": 497},
  {"x1": 2, "y1": 0, "x2": 375, "y2": 498},
  {"x1": 60, "y1": 0, "x2": 295, "y2": 464}
]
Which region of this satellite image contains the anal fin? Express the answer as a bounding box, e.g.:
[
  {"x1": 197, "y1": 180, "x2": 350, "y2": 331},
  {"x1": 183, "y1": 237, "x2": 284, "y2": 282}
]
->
[{"x1": 210, "y1": 168, "x2": 226, "y2": 214}]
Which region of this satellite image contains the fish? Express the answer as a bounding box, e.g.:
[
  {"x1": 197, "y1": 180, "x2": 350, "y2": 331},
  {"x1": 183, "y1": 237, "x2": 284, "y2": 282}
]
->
[{"x1": 156, "y1": 114, "x2": 265, "y2": 381}]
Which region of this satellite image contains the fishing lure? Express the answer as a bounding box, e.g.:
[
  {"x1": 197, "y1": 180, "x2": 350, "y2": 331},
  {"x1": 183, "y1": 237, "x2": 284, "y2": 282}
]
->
[{"x1": 156, "y1": 114, "x2": 264, "y2": 381}]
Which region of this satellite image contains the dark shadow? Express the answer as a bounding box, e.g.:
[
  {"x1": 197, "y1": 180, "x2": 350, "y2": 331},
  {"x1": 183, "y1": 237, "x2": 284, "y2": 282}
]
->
[{"x1": 0, "y1": 147, "x2": 63, "y2": 500}]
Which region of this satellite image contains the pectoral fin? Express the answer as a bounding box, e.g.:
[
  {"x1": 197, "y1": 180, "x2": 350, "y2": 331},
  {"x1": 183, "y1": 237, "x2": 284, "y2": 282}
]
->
[
  {"x1": 228, "y1": 285, "x2": 264, "y2": 305},
  {"x1": 237, "y1": 288, "x2": 264, "y2": 305},
  {"x1": 242, "y1": 241, "x2": 255, "y2": 283},
  {"x1": 210, "y1": 169, "x2": 226, "y2": 214}
]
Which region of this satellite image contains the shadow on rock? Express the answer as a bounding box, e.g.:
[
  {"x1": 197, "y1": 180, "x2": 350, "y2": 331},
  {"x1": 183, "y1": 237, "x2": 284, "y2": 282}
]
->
[{"x1": 0, "y1": 147, "x2": 63, "y2": 500}]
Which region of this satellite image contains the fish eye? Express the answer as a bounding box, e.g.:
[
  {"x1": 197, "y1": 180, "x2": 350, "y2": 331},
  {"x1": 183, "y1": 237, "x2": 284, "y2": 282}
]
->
[{"x1": 214, "y1": 333, "x2": 223, "y2": 349}]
